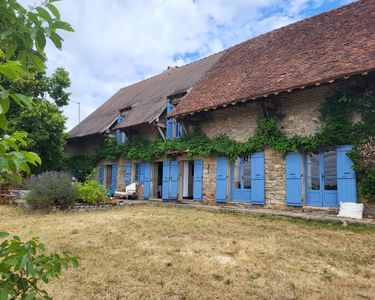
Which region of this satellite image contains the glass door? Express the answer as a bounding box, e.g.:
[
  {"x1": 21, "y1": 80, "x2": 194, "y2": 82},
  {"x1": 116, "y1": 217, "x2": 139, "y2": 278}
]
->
[
  {"x1": 322, "y1": 150, "x2": 338, "y2": 207},
  {"x1": 231, "y1": 156, "x2": 251, "y2": 202},
  {"x1": 306, "y1": 150, "x2": 338, "y2": 207}
]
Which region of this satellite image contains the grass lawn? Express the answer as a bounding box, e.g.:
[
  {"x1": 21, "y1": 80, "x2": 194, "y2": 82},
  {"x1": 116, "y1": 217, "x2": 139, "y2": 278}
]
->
[{"x1": 1, "y1": 205, "x2": 374, "y2": 299}]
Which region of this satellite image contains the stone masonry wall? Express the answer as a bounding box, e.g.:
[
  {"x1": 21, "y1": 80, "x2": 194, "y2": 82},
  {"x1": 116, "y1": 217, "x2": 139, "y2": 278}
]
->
[
  {"x1": 116, "y1": 157, "x2": 127, "y2": 191},
  {"x1": 199, "y1": 82, "x2": 342, "y2": 141},
  {"x1": 278, "y1": 83, "x2": 341, "y2": 137},
  {"x1": 200, "y1": 102, "x2": 261, "y2": 142},
  {"x1": 264, "y1": 148, "x2": 286, "y2": 208},
  {"x1": 202, "y1": 157, "x2": 217, "y2": 205}
]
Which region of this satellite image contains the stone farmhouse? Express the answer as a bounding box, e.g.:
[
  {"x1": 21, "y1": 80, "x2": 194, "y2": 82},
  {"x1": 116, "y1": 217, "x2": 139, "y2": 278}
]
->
[{"x1": 67, "y1": 0, "x2": 375, "y2": 209}]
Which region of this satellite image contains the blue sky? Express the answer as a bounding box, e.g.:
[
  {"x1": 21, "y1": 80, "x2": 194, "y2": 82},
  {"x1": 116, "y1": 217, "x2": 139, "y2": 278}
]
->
[{"x1": 22, "y1": 0, "x2": 353, "y2": 130}]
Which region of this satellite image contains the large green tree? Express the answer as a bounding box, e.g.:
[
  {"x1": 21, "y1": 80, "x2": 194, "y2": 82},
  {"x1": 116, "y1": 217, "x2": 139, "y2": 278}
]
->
[
  {"x1": 0, "y1": 0, "x2": 73, "y2": 179},
  {"x1": 6, "y1": 67, "x2": 71, "y2": 173},
  {"x1": 9, "y1": 99, "x2": 67, "y2": 172}
]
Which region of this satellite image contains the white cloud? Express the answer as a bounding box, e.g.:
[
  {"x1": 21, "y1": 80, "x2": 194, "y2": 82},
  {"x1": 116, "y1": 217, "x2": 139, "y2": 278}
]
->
[{"x1": 20, "y1": 0, "x2": 352, "y2": 130}]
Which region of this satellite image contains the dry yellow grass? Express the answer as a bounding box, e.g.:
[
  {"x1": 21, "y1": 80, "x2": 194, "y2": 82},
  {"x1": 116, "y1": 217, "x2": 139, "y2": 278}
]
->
[{"x1": 1, "y1": 205, "x2": 374, "y2": 300}]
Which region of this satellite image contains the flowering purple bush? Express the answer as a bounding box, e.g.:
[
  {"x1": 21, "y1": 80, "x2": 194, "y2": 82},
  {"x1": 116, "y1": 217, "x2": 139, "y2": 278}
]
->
[
  {"x1": 26, "y1": 172, "x2": 78, "y2": 210},
  {"x1": 356, "y1": 137, "x2": 375, "y2": 169},
  {"x1": 351, "y1": 138, "x2": 375, "y2": 203}
]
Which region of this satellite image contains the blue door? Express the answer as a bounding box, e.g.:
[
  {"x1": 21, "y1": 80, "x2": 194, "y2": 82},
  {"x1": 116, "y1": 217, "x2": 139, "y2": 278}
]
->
[
  {"x1": 99, "y1": 165, "x2": 104, "y2": 185},
  {"x1": 250, "y1": 152, "x2": 265, "y2": 204},
  {"x1": 286, "y1": 152, "x2": 302, "y2": 206},
  {"x1": 216, "y1": 157, "x2": 227, "y2": 202},
  {"x1": 110, "y1": 164, "x2": 117, "y2": 196},
  {"x1": 125, "y1": 162, "x2": 131, "y2": 185},
  {"x1": 306, "y1": 150, "x2": 338, "y2": 207},
  {"x1": 230, "y1": 153, "x2": 264, "y2": 204},
  {"x1": 161, "y1": 160, "x2": 178, "y2": 200},
  {"x1": 162, "y1": 161, "x2": 170, "y2": 200},
  {"x1": 193, "y1": 160, "x2": 203, "y2": 201},
  {"x1": 170, "y1": 160, "x2": 179, "y2": 200},
  {"x1": 337, "y1": 145, "x2": 356, "y2": 203},
  {"x1": 140, "y1": 162, "x2": 151, "y2": 200},
  {"x1": 231, "y1": 156, "x2": 251, "y2": 202}
]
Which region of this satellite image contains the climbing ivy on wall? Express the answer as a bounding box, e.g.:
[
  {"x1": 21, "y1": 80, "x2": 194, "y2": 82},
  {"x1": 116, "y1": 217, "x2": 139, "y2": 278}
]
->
[{"x1": 96, "y1": 79, "x2": 375, "y2": 201}]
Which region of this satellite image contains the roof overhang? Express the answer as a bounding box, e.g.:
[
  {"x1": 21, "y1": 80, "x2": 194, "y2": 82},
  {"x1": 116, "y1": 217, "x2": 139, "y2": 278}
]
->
[{"x1": 172, "y1": 70, "x2": 374, "y2": 119}]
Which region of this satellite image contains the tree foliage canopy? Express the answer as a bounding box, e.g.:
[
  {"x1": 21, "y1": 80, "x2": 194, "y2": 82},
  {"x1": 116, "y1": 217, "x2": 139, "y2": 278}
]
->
[{"x1": 0, "y1": 0, "x2": 73, "y2": 179}]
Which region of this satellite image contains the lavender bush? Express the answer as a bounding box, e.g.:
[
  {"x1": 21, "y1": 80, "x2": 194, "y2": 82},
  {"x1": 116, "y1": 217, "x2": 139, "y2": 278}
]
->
[
  {"x1": 351, "y1": 138, "x2": 375, "y2": 203},
  {"x1": 356, "y1": 137, "x2": 375, "y2": 169},
  {"x1": 26, "y1": 172, "x2": 78, "y2": 210}
]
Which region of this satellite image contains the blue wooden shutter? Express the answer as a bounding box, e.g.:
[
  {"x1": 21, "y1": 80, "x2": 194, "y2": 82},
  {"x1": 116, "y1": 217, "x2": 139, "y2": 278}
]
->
[
  {"x1": 251, "y1": 152, "x2": 265, "y2": 204},
  {"x1": 286, "y1": 152, "x2": 302, "y2": 206},
  {"x1": 125, "y1": 162, "x2": 131, "y2": 185},
  {"x1": 110, "y1": 164, "x2": 117, "y2": 196},
  {"x1": 337, "y1": 145, "x2": 356, "y2": 203},
  {"x1": 99, "y1": 165, "x2": 104, "y2": 185},
  {"x1": 177, "y1": 122, "x2": 183, "y2": 138},
  {"x1": 162, "y1": 161, "x2": 170, "y2": 200},
  {"x1": 193, "y1": 160, "x2": 203, "y2": 201},
  {"x1": 216, "y1": 157, "x2": 227, "y2": 202},
  {"x1": 170, "y1": 160, "x2": 179, "y2": 199},
  {"x1": 142, "y1": 162, "x2": 151, "y2": 200},
  {"x1": 116, "y1": 115, "x2": 123, "y2": 144},
  {"x1": 166, "y1": 102, "x2": 174, "y2": 140}
]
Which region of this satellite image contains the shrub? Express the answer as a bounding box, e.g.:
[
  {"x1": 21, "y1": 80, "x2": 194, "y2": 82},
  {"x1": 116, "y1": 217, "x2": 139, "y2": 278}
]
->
[
  {"x1": 0, "y1": 231, "x2": 79, "y2": 299},
  {"x1": 359, "y1": 169, "x2": 375, "y2": 203},
  {"x1": 26, "y1": 172, "x2": 78, "y2": 210},
  {"x1": 78, "y1": 180, "x2": 109, "y2": 205}
]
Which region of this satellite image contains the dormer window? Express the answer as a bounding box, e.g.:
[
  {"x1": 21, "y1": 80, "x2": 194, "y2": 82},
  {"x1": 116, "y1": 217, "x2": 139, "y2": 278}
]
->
[
  {"x1": 116, "y1": 114, "x2": 128, "y2": 144},
  {"x1": 120, "y1": 105, "x2": 132, "y2": 114},
  {"x1": 166, "y1": 102, "x2": 183, "y2": 140}
]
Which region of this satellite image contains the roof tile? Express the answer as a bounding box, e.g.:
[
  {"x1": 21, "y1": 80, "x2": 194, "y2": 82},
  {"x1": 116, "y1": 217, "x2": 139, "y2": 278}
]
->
[{"x1": 172, "y1": 0, "x2": 375, "y2": 117}]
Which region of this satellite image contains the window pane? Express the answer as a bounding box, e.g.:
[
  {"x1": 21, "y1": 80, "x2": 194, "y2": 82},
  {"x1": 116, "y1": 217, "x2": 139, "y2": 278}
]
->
[
  {"x1": 324, "y1": 177, "x2": 337, "y2": 190},
  {"x1": 134, "y1": 164, "x2": 140, "y2": 181},
  {"x1": 324, "y1": 150, "x2": 336, "y2": 177},
  {"x1": 232, "y1": 158, "x2": 241, "y2": 189},
  {"x1": 308, "y1": 176, "x2": 320, "y2": 190},
  {"x1": 307, "y1": 151, "x2": 320, "y2": 178},
  {"x1": 243, "y1": 156, "x2": 251, "y2": 189}
]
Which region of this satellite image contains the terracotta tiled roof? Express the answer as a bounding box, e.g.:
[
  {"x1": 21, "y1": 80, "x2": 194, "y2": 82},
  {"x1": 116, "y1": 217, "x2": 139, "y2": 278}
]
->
[{"x1": 171, "y1": 0, "x2": 375, "y2": 117}]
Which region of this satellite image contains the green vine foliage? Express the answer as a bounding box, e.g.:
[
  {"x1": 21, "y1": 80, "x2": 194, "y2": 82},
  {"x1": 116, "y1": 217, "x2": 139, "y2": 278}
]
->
[{"x1": 96, "y1": 80, "x2": 375, "y2": 201}]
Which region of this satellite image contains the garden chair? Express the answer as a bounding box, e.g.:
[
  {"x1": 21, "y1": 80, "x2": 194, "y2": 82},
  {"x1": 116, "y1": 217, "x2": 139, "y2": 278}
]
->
[{"x1": 114, "y1": 183, "x2": 138, "y2": 200}]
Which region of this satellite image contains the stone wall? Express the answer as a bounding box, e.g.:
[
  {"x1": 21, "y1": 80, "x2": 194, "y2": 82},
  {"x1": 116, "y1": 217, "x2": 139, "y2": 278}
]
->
[
  {"x1": 202, "y1": 157, "x2": 217, "y2": 204},
  {"x1": 198, "y1": 82, "x2": 342, "y2": 141},
  {"x1": 116, "y1": 157, "x2": 127, "y2": 191},
  {"x1": 200, "y1": 102, "x2": 261, "y2": 142},
  {"x1": 278, "y1": 83, "x2": 341, "y2": 137},
  {"x1": 264, "y1": 148, "x2": 286, "y2": 208}
]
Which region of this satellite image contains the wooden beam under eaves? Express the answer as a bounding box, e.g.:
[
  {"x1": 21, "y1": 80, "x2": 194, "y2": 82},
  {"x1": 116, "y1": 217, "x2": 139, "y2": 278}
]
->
[
  {"x1": 154, "y1": 122, "x2": 166, "y2": 129},
  {"x1": 179, "y1": 119, "x2": 190, "y2": 137},
  {"x1": 156, "y1": 126, "x2": 166, "y2": 141},
  {"x1": 153, "y1": 120, "x2": 166, "y2": 140}
]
